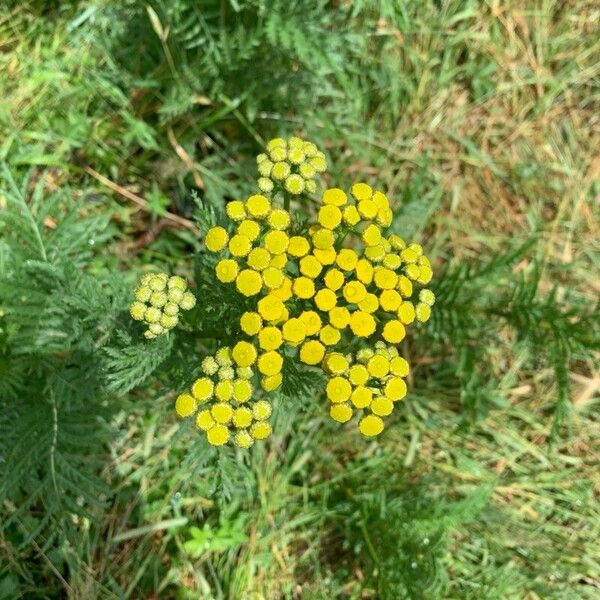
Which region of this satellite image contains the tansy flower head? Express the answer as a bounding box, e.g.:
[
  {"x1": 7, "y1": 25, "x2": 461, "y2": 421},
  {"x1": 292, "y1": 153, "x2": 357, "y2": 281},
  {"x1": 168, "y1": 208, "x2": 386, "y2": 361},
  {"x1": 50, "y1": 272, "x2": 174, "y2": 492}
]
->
[
  {"x1": 238, "y1": 219, "x2": 261, "y2": 241},
  {"x1": 201, "y1": 356, "x2": 219, "y2": 375},
  {"x1": 324, "y1": 353, "x2": 350, "y2": 375},
  {"x1": 271, "y1": 161, "x2": 291, "y2": 181},
  {"x1": 232, "y1": 341, "x2": 258, "y2": 367},
  {"x1": 216, "y1": 259, "x2": 239, "y2": 283},
  {"x1": 288, "y1": 235, "x2": 311, "y2": 257},
  {"x1": 205, "y1": 226, "x2": 229, "y2": 252},
  {"x1": 236, "y1": 269, "x2": 263, "y2": 296},
  {"x1": 298, "y1": 311, "x2": 322, "y2": 336},
  {"x1": 130, "y1": 302, "x2": 146, "y2": 321},
  {"x1": 300, "y1": 255, "x2": 323, "y2": 279},
  {"x1": 284, "y1": 174, "x2": 305, "y2": 195},
  {"x1": 267, "y1": 208, "x2": 291, "y2": 230},
  {"x1": 226, "y1": 200, "x2": 246, "y2": 221},
  {"x1": 300, "y1": 340, "x2": 325, "y2": 365},
  {"x1": 258, "y1": 178, "x2": 274, "y2": 193},
  {"x1": 282, "y1": 318, "x2": 307, "y2": 345},
  {"x1": 258, "y1": 351, "x2": 283, "y2": 376},
  {"x1": 264, "y1": 230, "x2": 289, "y2": 255},
  {"x1": 258, "y1": 326, "x2": 283, "y2": 351},
  {"x1": 246, "y1": 194, "x2": 271, "y2": 218}
]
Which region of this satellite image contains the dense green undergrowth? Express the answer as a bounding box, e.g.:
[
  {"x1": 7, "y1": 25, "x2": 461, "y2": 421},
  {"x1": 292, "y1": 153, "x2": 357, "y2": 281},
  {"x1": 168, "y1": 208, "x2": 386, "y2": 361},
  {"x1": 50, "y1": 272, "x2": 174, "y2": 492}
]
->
[{"x1": 1, "y1": 1, "x2": 599, "y2": 598}]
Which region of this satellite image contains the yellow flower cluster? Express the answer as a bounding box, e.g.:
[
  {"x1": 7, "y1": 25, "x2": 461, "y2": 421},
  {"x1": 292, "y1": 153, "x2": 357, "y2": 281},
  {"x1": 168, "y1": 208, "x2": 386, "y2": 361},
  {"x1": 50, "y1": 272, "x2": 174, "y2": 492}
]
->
[
  {"x1": 322, "y1": 342, "x2": 408, "y2": 436},
  {"x1": 256, "y1": 136, "x2": 327, "y2": 195},
  {"x1": 203, "y1": 178, "x2": 435, "y2": 439},
  {"x1": 170, "y1": 135, "x2": 436, "y2": 445},
  {"x1": 290, "y1": 183, "x2": 436, "y2": 352},
  {"x1": 175, "y1": 346, "x2": 273, "y2": 447},
  {"x1": 130, "y1": 272, "x2": 196, "y2": 339}
]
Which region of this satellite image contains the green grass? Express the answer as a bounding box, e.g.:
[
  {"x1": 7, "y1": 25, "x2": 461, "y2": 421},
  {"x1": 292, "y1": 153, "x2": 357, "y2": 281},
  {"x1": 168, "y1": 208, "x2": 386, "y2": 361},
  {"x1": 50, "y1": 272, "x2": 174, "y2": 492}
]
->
[{"x1": 0, "y1": 1, "x2": 599, "y2": 598}]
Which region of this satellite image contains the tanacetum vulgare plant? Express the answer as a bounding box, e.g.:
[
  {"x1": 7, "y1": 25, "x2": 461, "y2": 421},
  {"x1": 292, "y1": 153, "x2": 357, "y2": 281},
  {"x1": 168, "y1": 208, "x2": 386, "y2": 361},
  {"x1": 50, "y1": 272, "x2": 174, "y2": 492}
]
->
[{"x1": 131, "y1": 136, "x2": 435, "y2": 447}]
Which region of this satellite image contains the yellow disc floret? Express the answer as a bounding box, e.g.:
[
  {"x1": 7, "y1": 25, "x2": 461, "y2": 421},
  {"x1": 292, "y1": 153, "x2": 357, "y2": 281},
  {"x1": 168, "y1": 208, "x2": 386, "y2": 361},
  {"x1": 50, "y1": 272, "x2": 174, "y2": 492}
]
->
[
  {"x1": 175, "y1": 394, "x2": 196, "y2": 417},
  {"x1": 282, "y1": 318, "x2": 307, "y2": 345},
  {"x1": 236, "y1": 269, "x2": 263, "y2": 296},
  {"x1": 330, "y1": 403, "x2": 353, "y2": 423},
  {"x1": 205, "y1": 226, "x2": 229, "y2": 252},
  {"x1": 383, "y1": 320, "x2": 406, "y2": 343},
  {"x1": 232, "y1": 341, "x2": 258, "y2": 367},
  {"x1": 257, "y1": 351, "x2": 283, "y2": 376},
  {"x1": 349, "y1": 311, "x2": 376, "y2": 337},
  {"x1": 240, "y1": 311, "x2": 262, "y2": 336},
  {"x1": 207, "y1": 424, "x2": 230, "y2": 446},
  {"x1": 314, "y1": 289, "x2": 337, "y2": 312},
  {"x1": 326, "y1": 376, "x2": 352, "y2": 403},
  {"x1": 318, "y1": 205, "x2": 342, "y2": 230},
  {"x1": 246, "y1": 194, "x2": 271, "y2": 218},
  {"x1": 299, "y1": 340, "x2": 326, "y2": 365},
  {"x1": 359, "y1": 415, "x2": 384, "y2": 437},
  {"x1": 257, "y1": 295, "x2": 285, "y2": 321},
  {"x1": 216, "y1": 259, "x2": 239, "y2": 283},
  {"x1": 322, "y1": 188, "x2": 347, "y2": 207},
  {"x1": 192, "y1": 378, "x2": 214, "y2": 402}
]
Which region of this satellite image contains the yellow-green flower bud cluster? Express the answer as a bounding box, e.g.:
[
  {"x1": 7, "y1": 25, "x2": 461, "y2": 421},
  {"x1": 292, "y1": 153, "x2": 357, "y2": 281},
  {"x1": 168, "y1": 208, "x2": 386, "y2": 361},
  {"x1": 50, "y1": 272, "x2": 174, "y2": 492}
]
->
[
  {"x1": 175, "y1": 346, "x2": 273, "y2": 448},
  {"x1": 322, "y1": 342, "x2": 409, "y2": 436},
  {"x1": 256, "y1": 136, "x2": 327, "y2": 196},
  {"x1": 130, "y1": 272, "x2": 196, "y2": 339}
]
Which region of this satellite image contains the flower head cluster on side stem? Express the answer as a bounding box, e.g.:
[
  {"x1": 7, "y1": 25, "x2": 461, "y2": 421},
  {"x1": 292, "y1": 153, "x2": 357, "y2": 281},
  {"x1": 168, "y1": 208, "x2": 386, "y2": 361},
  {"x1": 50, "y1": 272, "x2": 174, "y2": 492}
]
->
[
  {"x1": 130, "y1": 272, "x2": 196, "y2": 339},
  {"x1": 175, "y1": 346, "x2": 273, "y2": 447}
]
